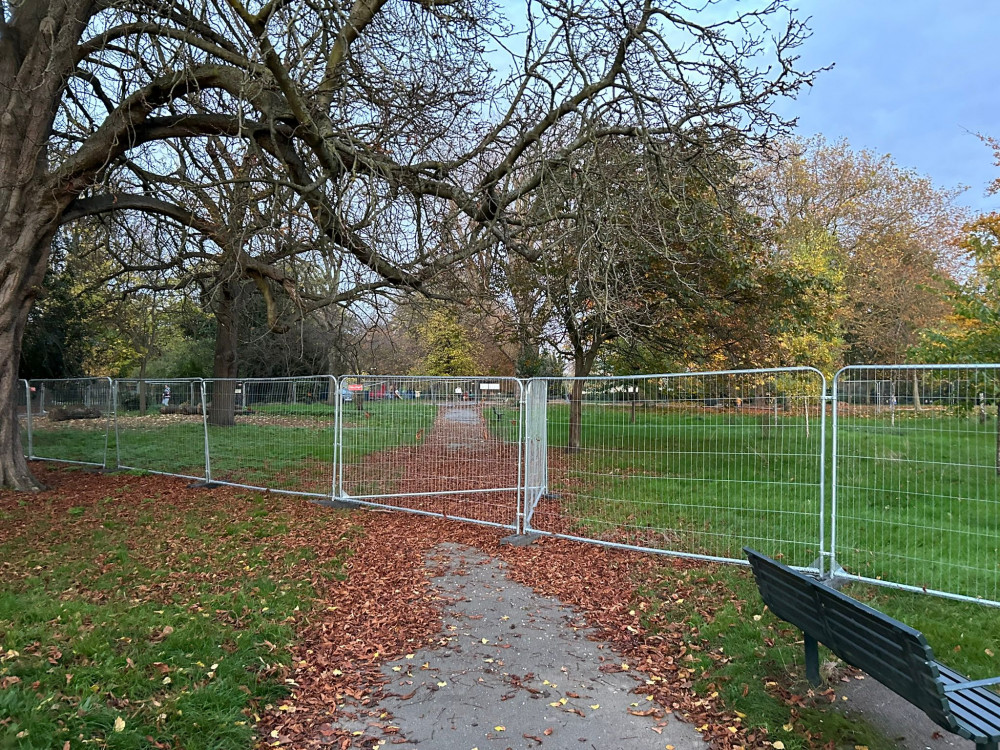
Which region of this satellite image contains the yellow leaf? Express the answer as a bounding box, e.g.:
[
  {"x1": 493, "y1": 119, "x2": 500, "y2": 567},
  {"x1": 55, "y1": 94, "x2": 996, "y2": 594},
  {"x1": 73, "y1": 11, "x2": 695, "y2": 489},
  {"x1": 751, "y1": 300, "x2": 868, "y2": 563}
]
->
[
  {"x1": 331, "y1": 669, "x2": 343, "y2": 676},
  {"x1": 437, "y1": 681, "x2": 447, "y2": 687},
  {"x1": 782, "y1": 724, "x2": 794, "y2": 732},
  {"x1": 621, "y1": 663, "x2": 630, "y2": 671},
  {"x1": 773, "y1": 742, "x2": 785, "y2": 750},
  {"x1": 494, "y1": 726, "x2": 505, "y2": 732},
  {"x1": 113, "y1": 716, "x2": 125, "y2": 733},
  {"x1": 590, "y1": 704, "x2": 600, "y2": 710}
]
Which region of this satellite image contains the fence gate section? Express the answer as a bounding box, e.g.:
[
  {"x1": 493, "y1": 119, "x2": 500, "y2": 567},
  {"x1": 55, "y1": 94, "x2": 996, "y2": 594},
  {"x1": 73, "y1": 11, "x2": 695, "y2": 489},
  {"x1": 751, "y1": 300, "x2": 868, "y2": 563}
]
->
[
  {"x1": 336, "y1": 376, "x2": 523, "y2": 530},
  {"x1": 522, "y1": 368, "x2": 827, "y2": 570},
  {"x1": 832, "y1": 365, "x2": 1000, "y2": 606}
]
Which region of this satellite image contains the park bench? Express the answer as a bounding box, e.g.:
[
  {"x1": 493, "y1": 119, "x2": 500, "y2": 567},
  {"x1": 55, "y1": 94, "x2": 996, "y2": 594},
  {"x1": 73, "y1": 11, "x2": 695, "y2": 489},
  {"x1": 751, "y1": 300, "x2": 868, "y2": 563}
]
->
[{"x1": 744, "y1": 547, "x2": 1000, "y2": 750}]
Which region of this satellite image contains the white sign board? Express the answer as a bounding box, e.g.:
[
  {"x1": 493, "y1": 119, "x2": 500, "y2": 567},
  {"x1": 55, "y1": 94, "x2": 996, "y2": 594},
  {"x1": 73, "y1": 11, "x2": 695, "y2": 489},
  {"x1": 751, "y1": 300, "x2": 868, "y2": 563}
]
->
[{"x1": 479, "y1": 383, "x2": 501, "y2": 391}]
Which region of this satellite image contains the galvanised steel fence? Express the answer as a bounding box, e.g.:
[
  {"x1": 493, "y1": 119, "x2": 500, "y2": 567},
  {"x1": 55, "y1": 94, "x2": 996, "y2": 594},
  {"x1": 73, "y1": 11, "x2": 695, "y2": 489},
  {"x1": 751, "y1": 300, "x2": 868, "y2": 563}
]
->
[
  {"x1": 114, "y1": 378, "x2": 208, "y2": 481},
  {"x1": 13, "y1": 367, "x2": 1000, "y2": 607},
  {"x1": 336, "y1": 376, "x2": 524, "y2": 531},
  {"x1": 26, "y1": 377, "x2": 114, "y2": 468},
  {"x1": 203, "y1": 377, "x2": 337, "y2": 497},
  {"x1": 522, "y1": 368, "x2": 828, "y2": 571},
  {"x1": 831, "y1": 364, "x2": 1000, "y2": 606}
]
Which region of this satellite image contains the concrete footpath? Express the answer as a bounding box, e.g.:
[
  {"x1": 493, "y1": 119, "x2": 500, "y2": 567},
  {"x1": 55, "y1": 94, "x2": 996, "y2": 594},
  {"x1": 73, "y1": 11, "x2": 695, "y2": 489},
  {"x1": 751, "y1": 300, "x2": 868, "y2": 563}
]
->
[{"x1": 346, "y1": 542, "x2": 707, "y2": 750}]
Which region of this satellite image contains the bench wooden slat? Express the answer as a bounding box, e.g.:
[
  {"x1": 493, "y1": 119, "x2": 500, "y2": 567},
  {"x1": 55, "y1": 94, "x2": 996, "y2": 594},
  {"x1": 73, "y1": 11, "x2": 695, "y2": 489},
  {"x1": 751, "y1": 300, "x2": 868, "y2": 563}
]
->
[{"x1": 744, "y1": 547, "x2": 1000, "y2": 750}]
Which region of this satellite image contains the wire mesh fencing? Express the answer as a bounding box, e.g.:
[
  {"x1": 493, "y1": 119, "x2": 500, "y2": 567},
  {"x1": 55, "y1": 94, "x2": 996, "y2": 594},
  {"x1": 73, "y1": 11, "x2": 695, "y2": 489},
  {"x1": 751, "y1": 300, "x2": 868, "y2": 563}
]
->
[
  {"x1": 337, "y1": 376, "x2": 523, "y2": 529},
  {"x1": 523, "y1": 369, "x2": 827, "y2": 568},
  {"x1": 114, "y1": 379, "x2": 208, "y2": 480},
  {"x1": 27, "y1": 378, "x2": 114, "y2": 467},
  {"x1": 832, "y1": 365, "x2": 1000, "y2": 606},
  {"x1": 203, "y1": 377, "x2": 336, "y2": 496}
]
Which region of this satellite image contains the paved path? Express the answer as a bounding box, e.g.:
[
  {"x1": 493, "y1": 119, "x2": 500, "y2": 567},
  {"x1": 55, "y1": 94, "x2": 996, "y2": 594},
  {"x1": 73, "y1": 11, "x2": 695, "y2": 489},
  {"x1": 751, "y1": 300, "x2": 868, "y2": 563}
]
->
[
  {"x1": 834, "y1": 676, "x2": 975, "y2": 750},
  {"x1": 347, "y1": 542, "x2": 707, "y2": 750}
]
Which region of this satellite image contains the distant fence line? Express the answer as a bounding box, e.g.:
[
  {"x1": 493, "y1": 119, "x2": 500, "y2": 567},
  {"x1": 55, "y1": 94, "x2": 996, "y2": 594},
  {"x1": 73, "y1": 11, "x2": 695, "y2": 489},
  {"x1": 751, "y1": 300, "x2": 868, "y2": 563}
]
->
[{"x1": 15, "y1": 365, "x2": 1000, "y2": 608}]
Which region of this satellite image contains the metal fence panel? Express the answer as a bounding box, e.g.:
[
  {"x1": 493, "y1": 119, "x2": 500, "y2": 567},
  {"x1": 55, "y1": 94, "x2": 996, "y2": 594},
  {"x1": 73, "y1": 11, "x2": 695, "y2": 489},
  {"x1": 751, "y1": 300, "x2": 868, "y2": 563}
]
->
[
  {"x1": 203, "y1": 376, "x2": 336, "y2": 497},
  {"x1": 337, "y1": 376, "x2": 523, "y2": 530},
  {"x1": 113, "y1": 379, "x2": 208, "y2": 480},
  {"x1": 523, "y1": 368, "x2": 827, "y2": 568},
  {"x1": 832, "y1": 365, "x2": 1000, "y2": 606},
  {"x1": 27, "y1": 378, "x2": 113, "y2": 467}
]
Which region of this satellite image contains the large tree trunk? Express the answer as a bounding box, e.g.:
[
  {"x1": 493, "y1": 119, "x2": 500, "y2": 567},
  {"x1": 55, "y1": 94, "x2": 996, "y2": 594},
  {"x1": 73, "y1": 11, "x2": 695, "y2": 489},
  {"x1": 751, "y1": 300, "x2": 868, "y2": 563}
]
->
[
  {"x1": 0, "y1": 1, "x2": 100, "y2": 488},
  {"x1": 567, "y1": 350, "x2": 598, "y2": 453},
  {"x1": 208, "y1": 282, "x2": 238, "y2": 427},
  {"x1": 0, "y1": 217, "x2": 59, "y2": 490}
]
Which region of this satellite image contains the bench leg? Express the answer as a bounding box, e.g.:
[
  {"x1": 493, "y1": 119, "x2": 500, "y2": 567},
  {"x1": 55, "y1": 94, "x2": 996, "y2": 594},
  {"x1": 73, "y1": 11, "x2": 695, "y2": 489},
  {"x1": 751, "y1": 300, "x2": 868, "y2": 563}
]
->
[
  {"x1": 976, "y1": 741, "x2": 997, "y2": 750},
  {"x1": 804, "y1": 634, "x2": 820, "y2": 686}
]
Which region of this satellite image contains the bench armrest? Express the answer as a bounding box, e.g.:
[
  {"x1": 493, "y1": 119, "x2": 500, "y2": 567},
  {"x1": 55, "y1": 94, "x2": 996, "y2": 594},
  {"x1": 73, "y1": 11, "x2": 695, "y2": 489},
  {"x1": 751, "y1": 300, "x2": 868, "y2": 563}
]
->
[{"x1": 942, "y1": 675, "x2": 1000, "y2": 693}]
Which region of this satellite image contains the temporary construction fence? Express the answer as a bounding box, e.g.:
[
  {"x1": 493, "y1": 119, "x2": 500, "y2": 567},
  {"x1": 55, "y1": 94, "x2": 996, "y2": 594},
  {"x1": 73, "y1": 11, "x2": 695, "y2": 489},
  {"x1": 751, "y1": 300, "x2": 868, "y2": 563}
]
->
[
  {"x1": 15, "y1": 366, "x2": 1000, "y2": 608},
  {"x1": 26, "y1": 378, "x2": 114, "y2": 468},
  {"x1": 831, "y1": 364, "x2": 1000, "y2": 606},
  {"x1": 337, "y1": 376, "x2": 523, "y2": 531},
  {"x1": 523, "y1": 368, "x2": 827, "y2": 572}
]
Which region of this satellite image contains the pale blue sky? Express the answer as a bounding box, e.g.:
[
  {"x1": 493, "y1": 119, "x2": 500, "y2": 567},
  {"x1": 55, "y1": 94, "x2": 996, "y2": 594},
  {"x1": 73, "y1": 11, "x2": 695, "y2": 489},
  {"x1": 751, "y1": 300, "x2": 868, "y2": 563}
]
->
[{"x1": 780, "y1": 0, "x2": 999, "y2": 213}]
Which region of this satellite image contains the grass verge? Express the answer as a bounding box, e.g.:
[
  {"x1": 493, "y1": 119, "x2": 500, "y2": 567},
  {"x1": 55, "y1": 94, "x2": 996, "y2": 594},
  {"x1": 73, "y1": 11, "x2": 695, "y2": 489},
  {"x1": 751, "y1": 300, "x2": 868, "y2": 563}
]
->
[{"x1": 0, "y1": 466, "x2": 357, "y2": 750}]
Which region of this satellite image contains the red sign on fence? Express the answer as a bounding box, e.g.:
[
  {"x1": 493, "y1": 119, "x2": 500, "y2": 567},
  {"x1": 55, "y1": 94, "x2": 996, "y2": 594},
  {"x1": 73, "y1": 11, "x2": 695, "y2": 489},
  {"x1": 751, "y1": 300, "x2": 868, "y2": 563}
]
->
[{"x1": 347, "y1": 384, "x2": 364, "y2": 392}]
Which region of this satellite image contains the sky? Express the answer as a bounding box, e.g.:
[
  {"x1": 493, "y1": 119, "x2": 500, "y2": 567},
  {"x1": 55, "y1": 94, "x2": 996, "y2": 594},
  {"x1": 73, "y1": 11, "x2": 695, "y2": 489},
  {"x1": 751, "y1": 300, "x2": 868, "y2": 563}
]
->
[{"x1": 780, "y1": 0, "x2": 1000, "y2": 214}]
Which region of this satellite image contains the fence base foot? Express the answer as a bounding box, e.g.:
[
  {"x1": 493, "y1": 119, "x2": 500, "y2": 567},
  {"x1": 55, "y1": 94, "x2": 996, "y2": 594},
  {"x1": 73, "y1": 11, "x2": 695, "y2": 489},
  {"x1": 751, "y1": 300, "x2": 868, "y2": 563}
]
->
[
  {"x1": 817, "y1": 559, "x2": 847, "y2": 588},
  {"x1": 312, "y1": 498, "x2": 359, "y2": 509},
  {"x1": 187, "y1": 481, "x2": 222, "y2": 489},
  {"x1": 500, "y1": 532, "x2": 542, "y2": 547}
]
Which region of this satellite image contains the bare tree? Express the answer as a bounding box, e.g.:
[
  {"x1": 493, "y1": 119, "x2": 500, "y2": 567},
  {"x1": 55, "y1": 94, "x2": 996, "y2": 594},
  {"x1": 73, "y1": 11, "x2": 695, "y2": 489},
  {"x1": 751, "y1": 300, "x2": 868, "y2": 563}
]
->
[{"x1": 1, "y1": 0, "x2": 814, "y2": 488}]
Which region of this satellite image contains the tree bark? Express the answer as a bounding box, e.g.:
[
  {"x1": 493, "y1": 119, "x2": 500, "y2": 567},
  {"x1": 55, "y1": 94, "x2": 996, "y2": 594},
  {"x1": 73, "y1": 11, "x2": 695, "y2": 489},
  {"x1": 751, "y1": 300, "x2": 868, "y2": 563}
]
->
[
  {"x1": 208, "y1": 281, "x2": 238, "y2": 427},
  {"x1": 0, "y1": 217, "x2": 58, "y2": 490},
  {"x1": 567, "y1": 349, "x2": 598, "y2": 453},
  {"x1": 0, "y1": 0, "x2": 99, "y2": 488}
]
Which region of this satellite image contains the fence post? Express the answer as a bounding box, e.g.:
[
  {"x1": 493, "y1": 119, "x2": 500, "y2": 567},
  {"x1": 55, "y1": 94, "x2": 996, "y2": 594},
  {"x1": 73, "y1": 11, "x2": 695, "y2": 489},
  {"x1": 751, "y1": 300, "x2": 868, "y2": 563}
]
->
[
  {"x1": 828, "y1": 369, "x2": 842, "y2": 579},
  {"x1": 200, "y1": 379, "x2": 212, "y2": 483},
  {"x1": 22, "y1": 379, "x2": 32, "y2": 459},
  {"x1": 330, "y1": 375, "x2": 340, "y2": 500},
  {"x1": 516, "y1": 379, "x2": 526, "y2": 535},
  {"x1": 113, "y1": 379, "x2": 122, "y2": 470},
  {"x1": 816, "y1": 371, "x2": 828, "y2": 579},
  {"x1": 102, "y1": 377, "x2": 113, "y2": 470}
]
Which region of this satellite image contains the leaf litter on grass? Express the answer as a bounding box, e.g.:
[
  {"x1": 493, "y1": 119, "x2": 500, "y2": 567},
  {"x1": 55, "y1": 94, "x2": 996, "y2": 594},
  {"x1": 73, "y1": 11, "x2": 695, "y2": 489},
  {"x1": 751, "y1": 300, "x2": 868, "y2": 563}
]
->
[{"x1": 3, "y1": 463, "x2": 852, "y2": 750}]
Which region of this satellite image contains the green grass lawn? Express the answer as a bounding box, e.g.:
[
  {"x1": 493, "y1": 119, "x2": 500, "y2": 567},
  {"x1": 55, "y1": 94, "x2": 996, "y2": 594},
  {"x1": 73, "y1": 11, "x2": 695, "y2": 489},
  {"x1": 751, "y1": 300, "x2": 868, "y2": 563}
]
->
[
  {"x1": 23, "y1": 400, "x2": 437, "y2": 496},
  {"x1": 833, "y1": 413, "x2": 1000, "y2": 602},
  {"x1": 538, "y1": 404, "x2": 825, "y2": 567},
  {"x1": 536, "y1": 403, "x2": 1000, "y2": 603},
  {"x1": 0, "y1": 470, "x2": 356, "y2": 750}
]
